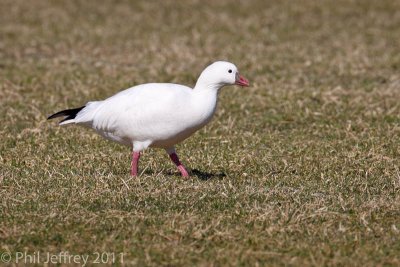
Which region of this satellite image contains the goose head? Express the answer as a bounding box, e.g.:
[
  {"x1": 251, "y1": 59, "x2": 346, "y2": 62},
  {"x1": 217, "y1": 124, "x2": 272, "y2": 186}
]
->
[{"x1": 194, "y1": 61, "x2": 249, "y2": 90}]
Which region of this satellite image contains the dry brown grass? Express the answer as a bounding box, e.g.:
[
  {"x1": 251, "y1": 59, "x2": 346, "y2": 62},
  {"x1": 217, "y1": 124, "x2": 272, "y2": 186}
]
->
[{"x1": 1, "y1": 0, "x2": 400, "y2": 266}]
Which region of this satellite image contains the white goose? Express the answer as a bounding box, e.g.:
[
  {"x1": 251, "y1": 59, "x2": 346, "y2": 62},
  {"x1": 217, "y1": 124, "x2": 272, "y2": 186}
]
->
[{"x1": 48, "y1": 61, "x2": 249, "y2": 177}]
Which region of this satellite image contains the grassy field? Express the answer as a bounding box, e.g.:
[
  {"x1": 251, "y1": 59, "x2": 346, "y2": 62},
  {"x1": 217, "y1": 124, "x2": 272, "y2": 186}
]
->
[{"x1": 1, "y1": 0, "x2": 400, "y2": 266}]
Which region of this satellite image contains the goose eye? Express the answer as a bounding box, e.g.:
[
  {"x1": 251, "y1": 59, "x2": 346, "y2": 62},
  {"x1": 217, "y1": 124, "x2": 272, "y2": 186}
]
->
[{"x1": 228, "y1": 69, "x2": 232, "y2": 73}]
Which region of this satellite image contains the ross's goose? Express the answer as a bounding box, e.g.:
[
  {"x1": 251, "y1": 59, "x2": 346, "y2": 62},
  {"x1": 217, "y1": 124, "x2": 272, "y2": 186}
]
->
[{"x1": 48, "y1": 61, "x2": 249, "y2": 177}]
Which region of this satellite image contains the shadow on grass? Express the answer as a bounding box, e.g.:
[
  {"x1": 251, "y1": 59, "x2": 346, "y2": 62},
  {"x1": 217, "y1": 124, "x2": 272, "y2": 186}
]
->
[
  {"x1": 104, "y1": 167, "x2": 226, "y2": 181},
  {"x1": 159, "y1": 169, "x2": 226, "y2": 181},
  {"x1": 190, "y1": 169, "x2": 226, "y2": 180}
]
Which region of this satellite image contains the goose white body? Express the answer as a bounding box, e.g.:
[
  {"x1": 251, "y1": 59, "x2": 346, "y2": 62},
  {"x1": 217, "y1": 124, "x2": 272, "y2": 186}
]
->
[
  {"x1": 48, "y1": 61, "x2": 249, "y2": 177},
  {"x1": 70, "y1": 83, "x2": 218, "y2": 151}
]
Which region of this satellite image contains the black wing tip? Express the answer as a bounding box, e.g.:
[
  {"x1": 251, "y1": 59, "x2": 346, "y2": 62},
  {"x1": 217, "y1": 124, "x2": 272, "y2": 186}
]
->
[
  {"x1": 47, "y1": 111, "x2": 65, "y2": 120},
  {"x1": 47, "y1": 106, "x2": 85, "y2": 121},
  {"x1": 47, "y1": 113, "x2": 60, "y2": 120}
]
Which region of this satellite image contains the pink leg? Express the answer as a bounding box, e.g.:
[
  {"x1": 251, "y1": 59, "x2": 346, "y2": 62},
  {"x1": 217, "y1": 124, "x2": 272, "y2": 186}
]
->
[
  {"x1": 169, "y1": 152, "x2": 189, "y2": 177},
  {"x1": 131, "y1": 151, "x2": 141, "y2": 176}
]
